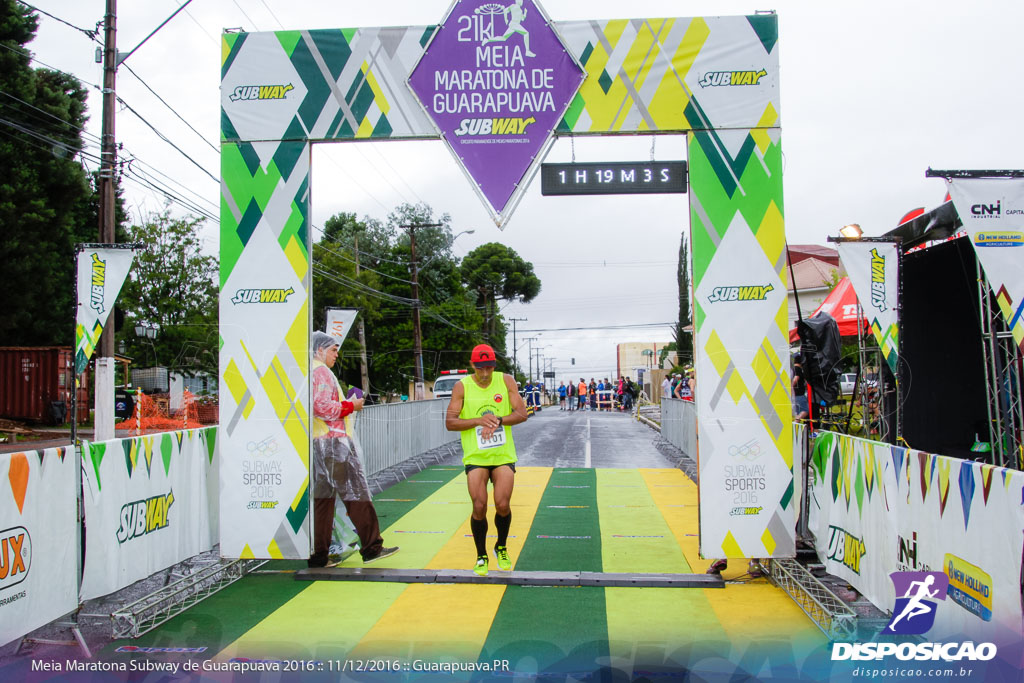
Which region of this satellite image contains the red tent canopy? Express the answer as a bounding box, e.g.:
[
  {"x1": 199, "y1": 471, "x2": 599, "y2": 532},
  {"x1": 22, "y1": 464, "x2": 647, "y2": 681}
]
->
[{"x1": 789, "y1": 277, "x2": 869, "y2": 343}]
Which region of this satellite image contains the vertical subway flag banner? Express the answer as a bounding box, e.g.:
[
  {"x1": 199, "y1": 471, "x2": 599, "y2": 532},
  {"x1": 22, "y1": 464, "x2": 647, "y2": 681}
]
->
[
  {"x1": 0, "y1": 447, "x2": 77, "y2": 647},
  {"x1": 325, "y1": 308, "x2": 359, "y2": 346},
  {"x1": 221, "y1": 12, "x2": 787, "y2": 558},
  {"x1": 837, "y1": 241, "x2": 900, "y2": 373},
  {"x1": 407, "y1": 0, "x2": 585, "y2": 226},
  {"x1": 947, "y1": 178, "x2": 1024, "y2": 352},
  {"x1": 74, "y1": 247, "x2": 136, "y2": 374}
]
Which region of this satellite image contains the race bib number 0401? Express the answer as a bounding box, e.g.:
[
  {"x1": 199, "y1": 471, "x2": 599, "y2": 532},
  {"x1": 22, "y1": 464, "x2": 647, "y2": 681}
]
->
[{"x1": 475, "y1": 425, "x2": 507, "y2": 450}]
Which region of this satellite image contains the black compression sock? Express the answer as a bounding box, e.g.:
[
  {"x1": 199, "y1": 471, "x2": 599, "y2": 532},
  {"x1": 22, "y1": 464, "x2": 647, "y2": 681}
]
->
[
  {"x1": 494, "y1": 512, "x2": 511, "y2": 548},
  {"x1": 470, "y1": 516, "x2": 488, "y2": 557}
]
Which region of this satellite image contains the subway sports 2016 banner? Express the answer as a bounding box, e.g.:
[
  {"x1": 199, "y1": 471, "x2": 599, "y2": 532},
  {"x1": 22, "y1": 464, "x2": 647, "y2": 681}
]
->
[
  {"x1": 836, "y1": 241, "x2": 900, "y2": 373},
  {"x1": 0, "y1": 447, "x2": 77, "y2": 648},
  {"x1": 74, "y1": 246, "x2": 136, "y2": 374},
  {"x1": 80, "y1": 429, "x2": 219, "y2": 599},
  {"x1": 689, "y1": 124, "x2": 793, "y2": 560},
  {"x1": 946, "y1": 178, "x2": 1024, "y2": 351},
  {"x1": 220, "y1": 9, "x2": 784, "y2": 558}
]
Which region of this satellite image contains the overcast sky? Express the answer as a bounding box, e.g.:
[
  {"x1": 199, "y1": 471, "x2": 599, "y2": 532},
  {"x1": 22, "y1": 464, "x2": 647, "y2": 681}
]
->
[{"x1": 22, "y1": 0, "x2": 1024, "y2": 385}]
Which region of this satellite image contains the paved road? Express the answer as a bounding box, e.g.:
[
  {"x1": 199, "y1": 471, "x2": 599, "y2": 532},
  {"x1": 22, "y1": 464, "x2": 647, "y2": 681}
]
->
[{"x1": 512, "y1": 406, "x2": 673, "y2": 469}]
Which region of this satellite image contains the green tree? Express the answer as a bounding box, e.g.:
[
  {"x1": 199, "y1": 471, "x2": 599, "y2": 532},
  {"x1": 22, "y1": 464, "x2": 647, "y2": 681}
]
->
[
  {"x1": 674, "y1": 232, "x2": 693, "y2": 363},
  {"x1": 316, "y1": 204, "x2": 487, "y2": 397},
  {"x1": 116, "y1": 212, "x2": 218, "y2": 377},
  {"x1": 460, "y1": 242, "x2": 541, "y2": 342},
  {"x1": 0, "y1": 2, "x2": 102, "y2": 345}
]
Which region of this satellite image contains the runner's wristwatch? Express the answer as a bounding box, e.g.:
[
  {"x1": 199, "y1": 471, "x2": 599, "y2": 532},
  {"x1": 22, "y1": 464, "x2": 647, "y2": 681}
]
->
[{"x1": 497, "y1": 416, "x2": 503, "y2": 426}]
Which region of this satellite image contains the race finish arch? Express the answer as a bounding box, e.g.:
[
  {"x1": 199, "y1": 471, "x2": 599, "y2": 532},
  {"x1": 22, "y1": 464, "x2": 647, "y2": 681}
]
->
[{"x1": 219, "y1": 2, "x2": 792, "y2": 561}]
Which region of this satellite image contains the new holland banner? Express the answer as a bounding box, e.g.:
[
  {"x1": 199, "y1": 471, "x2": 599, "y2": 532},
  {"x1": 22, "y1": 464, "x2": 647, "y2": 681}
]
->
[
  {"x1": 836, "y1": 241, "x2": 900, "y2": 372},
  {"x1": 75, "y1": 246, "x2": 136, "y2": 375},
  {"x1": 0, "y1": 447, "x2": 78, "y2": 648},
  {"x1": 325, "y1": 308, "x2": 358, "y2": 346},
  {"x1": 946, "y1": 178, "x2": 1024, "y2": 351},
  {"x1": 80, "y1": 428, "x2": 218, "y2": 600}
]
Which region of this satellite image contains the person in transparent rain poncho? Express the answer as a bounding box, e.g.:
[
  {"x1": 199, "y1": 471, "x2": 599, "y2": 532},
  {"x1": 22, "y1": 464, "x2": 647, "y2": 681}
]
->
[{"x1": 309, "y1": 331, "x2": 398, "y2": 567}]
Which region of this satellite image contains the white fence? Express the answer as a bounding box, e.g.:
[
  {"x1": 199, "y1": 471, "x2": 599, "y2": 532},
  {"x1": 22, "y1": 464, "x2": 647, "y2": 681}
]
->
[
  {"x1": 660, "y1": 398, "x2": 697, "y2": 458},
  {"x1": 352, "y1": 398, "x2": 457, "y2": 476}
]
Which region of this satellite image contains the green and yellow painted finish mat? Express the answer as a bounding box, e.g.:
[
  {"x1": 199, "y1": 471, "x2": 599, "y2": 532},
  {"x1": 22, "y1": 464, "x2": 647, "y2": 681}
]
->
[{"x1": 103, "y1": 467, "x2": 824, "y2": 674}]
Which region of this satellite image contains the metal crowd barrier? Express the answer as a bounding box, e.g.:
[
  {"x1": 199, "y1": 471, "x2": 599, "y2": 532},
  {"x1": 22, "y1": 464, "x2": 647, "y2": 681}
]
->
[
  {"x1": 660, "y1": 398, "x2": 697, "y2": 458},
  {"x1": 352, "y1": 398, "x2": 457, "y2": 477}
]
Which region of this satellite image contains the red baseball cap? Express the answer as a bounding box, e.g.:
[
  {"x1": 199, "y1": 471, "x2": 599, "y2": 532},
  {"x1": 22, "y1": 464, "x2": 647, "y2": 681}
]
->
[{"x1": 470, "y1": 343, "x2": 497, "y2": 367}]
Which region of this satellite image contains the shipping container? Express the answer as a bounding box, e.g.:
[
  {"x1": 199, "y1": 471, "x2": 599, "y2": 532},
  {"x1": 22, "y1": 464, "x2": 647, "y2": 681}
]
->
[{"x1": 0, "y1": 347, "x2": 89, "y2": 424}]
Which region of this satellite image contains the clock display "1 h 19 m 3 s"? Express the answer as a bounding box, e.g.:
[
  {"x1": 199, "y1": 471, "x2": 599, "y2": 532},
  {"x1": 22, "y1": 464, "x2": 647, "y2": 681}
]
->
[{"x1": 540, "y1": 161, "x2": 687, "y2": 195}]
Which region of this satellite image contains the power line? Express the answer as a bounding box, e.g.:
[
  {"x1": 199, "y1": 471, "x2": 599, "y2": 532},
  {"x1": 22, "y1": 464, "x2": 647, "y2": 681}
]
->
[
  {"x1": 16, "y1": 1, "x2": 100, "y2": 41},
  {"x1": 116, "y1": 95, "x2": 218, "y2": 183},
  {"x1": 517, "y1": 323, "x2": 675, "y2": 332},
  {"x1": 121, "y1": 63, "x2": 218, "y2": 153}
]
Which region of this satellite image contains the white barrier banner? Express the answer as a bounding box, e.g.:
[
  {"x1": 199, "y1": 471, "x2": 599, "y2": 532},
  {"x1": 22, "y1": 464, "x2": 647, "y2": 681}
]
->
[
  {"x1": 75, "y1": 246, "x2": 136, "y2": 375},
  {"x1": 0, "y1": 447, "x2": 78, "y2": 647},
  {"x1": 80, "y1": 428, "x2": 218, "y2": 600},
  {"x1": 947, "y1": 178, "x2": 1024, "y2": 353},
  {"x1": 836, "y1": 241, "x2": 900, "y2": 373},
  {"x1": 810, "y1": 431, "x2": 1024, "y2": 643}
]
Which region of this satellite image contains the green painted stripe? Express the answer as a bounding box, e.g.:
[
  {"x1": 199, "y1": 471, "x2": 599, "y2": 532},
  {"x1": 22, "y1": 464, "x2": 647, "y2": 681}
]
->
[
  {"x1": 479, "y1": 468, "x2": 608, "y2": 673},
  {"x1": 101, "y1": 571, "x2": 309, "y2": 660},
  {"x1": 373, "y1": 465, "x2": 462, "y2": 529}
]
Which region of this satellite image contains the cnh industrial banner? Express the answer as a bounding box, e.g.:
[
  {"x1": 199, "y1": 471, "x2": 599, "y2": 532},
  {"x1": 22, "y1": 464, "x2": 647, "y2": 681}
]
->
[
  {"x1": 946, "y1": 178, "x2": 1024, "y2": 352},
  {"x1": 74, "y1": 246, "x2": 136, "y2": 375},
  {"x1": 220, "y1": 9, "x2": 785, "y2": 558},
  {"x1": 809, "y1": 431, "x2": 1024, "y2": 645},
  {"x1": 836, "y1": 241, "x2": 900, "y2": 373},
  {"x1": 0, "y1": 447, "x2": 78, "y2": 648},
  {"x1": 80, "y1": 428, "x2": 218, "y2": 600}
]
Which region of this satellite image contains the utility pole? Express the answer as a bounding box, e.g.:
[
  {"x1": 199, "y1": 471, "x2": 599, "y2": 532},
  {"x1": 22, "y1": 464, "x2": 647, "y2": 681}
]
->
[
  {"x1": 94, "y1": 0, "x2": 118, "y2": 441},
  {"x1": 524, "y1": 337, "x2": 538, "y2": 384},
  {"x1": 400, "y1": 223, "x2": 441, "y2": 400},
  {"x1": 354, "y1": 236, "x2": 370, "y2": 396},
  {"x1": 509, "y1": 317, "x2": 526, "y2": 376}
]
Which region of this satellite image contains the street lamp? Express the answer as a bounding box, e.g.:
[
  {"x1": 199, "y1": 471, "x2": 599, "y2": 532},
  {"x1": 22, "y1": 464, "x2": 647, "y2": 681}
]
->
[
  {"x1": 134, "y1": 322, "x2": 159, "y2": 366},
  {"x1": 839, "y1": 223, "x2": 863, "y2": 239}
]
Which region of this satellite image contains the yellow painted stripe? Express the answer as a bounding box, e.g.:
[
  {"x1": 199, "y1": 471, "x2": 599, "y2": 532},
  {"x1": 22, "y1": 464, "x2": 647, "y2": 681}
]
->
[
  {"x1": 597, "y1": 469, "x2": 688, "y2": 572},
  {"x1": 348, "y1": 468, "x2": 553, "y2": 661},
  {"x1": 217, "y1": 583, "x2": 408, "y2": 660},
  {"x1": 639, "y1": 469, "x2": 824, "y2": 652},
  {"x1": 605, "y1": 468, "x2": 726, "y2": 660},
  {"x1": 426, "y1": 466, "x2": 552, "y2": 571}
]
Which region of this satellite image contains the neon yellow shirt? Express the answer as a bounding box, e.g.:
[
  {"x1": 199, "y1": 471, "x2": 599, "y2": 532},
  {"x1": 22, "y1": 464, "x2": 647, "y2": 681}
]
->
[{"x1": 458, "y1": 373, "x2": 517, "y2": 466}]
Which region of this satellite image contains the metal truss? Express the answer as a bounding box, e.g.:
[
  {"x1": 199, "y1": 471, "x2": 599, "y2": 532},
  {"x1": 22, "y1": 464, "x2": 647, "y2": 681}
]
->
[
  {"x1": 977, "y1": 264, "x2": 1024, "y2": 469},
  {"x1": 766, "y1": 558, "x2": 857, "y2": 640},
  {"x1": 111, "y1": 559, "x2": 264, "y2": 640}
]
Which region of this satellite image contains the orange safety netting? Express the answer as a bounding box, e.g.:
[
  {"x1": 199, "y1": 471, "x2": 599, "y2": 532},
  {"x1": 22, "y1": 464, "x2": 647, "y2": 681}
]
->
[{"x1": 115, "y1": 390, "x2": 217, "y2": 434}]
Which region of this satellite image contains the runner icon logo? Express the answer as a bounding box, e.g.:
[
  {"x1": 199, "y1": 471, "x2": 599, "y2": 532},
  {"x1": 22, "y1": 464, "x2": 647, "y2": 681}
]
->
[{"x1": 884, "y1": 570, "x2": 948, "y2": 635}]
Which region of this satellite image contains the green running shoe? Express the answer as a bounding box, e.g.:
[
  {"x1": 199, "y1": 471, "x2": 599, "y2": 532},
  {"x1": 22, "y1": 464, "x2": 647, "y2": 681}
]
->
[
  {"x1": 493, "y1": 545, "x2": 512, "y2": 571},
  {"x1": 473, "y1": 555, "x2": 489, "y2": 577}
]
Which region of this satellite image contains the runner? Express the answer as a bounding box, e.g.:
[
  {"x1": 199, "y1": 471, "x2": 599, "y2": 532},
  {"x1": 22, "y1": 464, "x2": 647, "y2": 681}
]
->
[{"x1": 445, "y1": 344, "x2": 528, "y2": 576}]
